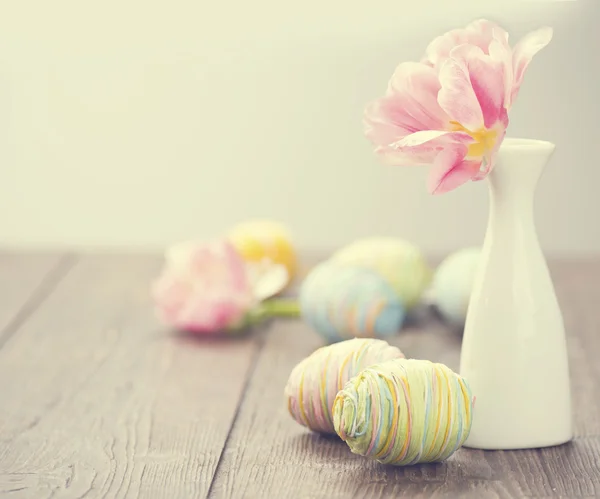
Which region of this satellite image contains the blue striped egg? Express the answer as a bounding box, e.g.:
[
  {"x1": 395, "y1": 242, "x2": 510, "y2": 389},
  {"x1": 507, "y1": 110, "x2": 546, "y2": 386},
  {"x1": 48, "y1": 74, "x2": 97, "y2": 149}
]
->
[{"x1": 299, "y1": 262, "x2": 406, "y2": 343}]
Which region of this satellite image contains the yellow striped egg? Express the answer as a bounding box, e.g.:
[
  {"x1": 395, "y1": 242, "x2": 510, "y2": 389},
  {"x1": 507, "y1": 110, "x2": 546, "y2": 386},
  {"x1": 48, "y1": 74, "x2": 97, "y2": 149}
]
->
[{"x1": 331, "y1": 238, "x2": 432, "y2": 309}]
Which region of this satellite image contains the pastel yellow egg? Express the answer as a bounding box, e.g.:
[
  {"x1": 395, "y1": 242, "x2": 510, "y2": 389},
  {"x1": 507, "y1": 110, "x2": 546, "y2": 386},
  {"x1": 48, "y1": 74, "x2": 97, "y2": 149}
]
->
[
  {"x1": 331, "y1": 237, "x2": 432, "y2": 309},
  {"x1": 227, "y1": 220, "x2": 297, "y2": 280}
]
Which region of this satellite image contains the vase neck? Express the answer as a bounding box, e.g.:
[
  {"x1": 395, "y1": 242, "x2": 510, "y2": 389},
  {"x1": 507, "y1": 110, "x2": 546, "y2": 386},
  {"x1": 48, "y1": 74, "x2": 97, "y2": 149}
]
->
[
  {"x1": 487, "y1": 138, "x2": 555, "y2": 211},
  {"x1": 482, "y1": 139, "x2": 556, "y2": 252}
]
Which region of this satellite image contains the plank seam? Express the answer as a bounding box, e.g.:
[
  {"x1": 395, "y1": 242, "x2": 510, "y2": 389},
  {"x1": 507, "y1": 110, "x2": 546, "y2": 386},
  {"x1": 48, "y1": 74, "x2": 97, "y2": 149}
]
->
[
  {"x1": 205, "y1": 329, "x2": 268, "y2": 499},
  {"x1": 0, "y1": 253, "x2": 78, "y2": 350}
]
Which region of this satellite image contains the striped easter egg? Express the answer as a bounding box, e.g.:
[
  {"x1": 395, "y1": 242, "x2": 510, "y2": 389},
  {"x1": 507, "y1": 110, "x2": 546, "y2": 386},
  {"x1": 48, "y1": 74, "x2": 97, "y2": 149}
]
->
[
  {"x1": 299, "y1": 261, "x2": 406, "y2": 343},
  {"x1": 331, "y1": 237, "x2": 432, "y2": 309},
  {"x1": 333, "y1": 358, "x2": 475, "y2": 465},
  {"x1": 285, "y1": 338, "x2": 405, "y2": 434}
]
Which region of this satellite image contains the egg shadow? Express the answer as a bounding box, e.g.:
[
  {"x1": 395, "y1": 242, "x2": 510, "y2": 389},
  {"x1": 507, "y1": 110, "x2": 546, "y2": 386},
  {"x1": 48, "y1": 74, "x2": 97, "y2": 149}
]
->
[
  {"x1": 291, "y1": 431, "x2": 473, "y2": 485},
  {"x1": 425, "y1": 304, "x2": 465, "y2": 337},
  {"x1": 402, "y1": 303, "x2": 434, "y2": 328},
  {"x1": 291, "y1": 432, "x2": 358, "y2": 460}
]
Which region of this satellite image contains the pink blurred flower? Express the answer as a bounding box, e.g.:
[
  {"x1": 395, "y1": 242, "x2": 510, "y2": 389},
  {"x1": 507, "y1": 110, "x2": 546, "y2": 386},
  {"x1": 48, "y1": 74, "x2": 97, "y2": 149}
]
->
[
  {"x1": 364, "y1": 19, "x2": 553, "y2": 194},
  {"x1": 152, "y1": 239, "x2": 288, "y2": 334}
]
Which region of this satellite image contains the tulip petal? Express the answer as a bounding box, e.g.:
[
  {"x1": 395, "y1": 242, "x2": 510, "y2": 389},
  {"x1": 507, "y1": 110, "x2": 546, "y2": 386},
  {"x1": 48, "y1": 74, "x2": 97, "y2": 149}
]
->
[
  {"x1": 428, "y1": 145, "x2": 481, "y2": 194},
  {"x1": 247, "y1": 260, "x2": 289, "y2": 301},
  {"x1": 423, "y1": 19, "x2": 507, "y2": 66},
  {"x1": 393, "y1": 129, "x2": 472, "y2": 149},
  {"x1": 153, "y1": 238, "x2": 256, "y2": 334},
  {"x1": 165, "y1": 240, "x2": 199, "y2": 274},
  {"x1": 388, "y1": 64, "x2": 449, "y2": 130},
  {"x1": 423, "y1": 29, "x2": 466, "y2": 67},
  {"x1": 365, "y1": 62, "x2": 448, "y2": 143},
  {"x1": 388, "y1": 130, "x2": 473, "y2": 168},
  {"x1": 449, "y1": 44, "x2": 508, "y2": 129},
  {"x1": 364, "y1": 62, "x2": 452, "y2": 165},
  {"x1": 488, "y1": 31, "x2": 513, "y2": 108},
  {"x1": 220, "y1": 239, "x2": 251, "y2": 292},
  {"x1": 152, "y1": 274, "x2": 190, "y2": 322},
  {"x1": 372, "y1": 146, "x2": 432, "y2": 167},
  {"x1": 180, "y1": 299, "x2": 245, "y2": 333},
  {"x1": 437, "y1": 54, "x2": 484, "y2": 132},
  {"x1": 466, "y1": 19, "x2": 502, "y2": 40},
  {"x1": 364, "y1": 97, "x2": 419, "y2": 143},
  {"x1": 510, "y1": 27, "x2": 553, "y2": 106}
]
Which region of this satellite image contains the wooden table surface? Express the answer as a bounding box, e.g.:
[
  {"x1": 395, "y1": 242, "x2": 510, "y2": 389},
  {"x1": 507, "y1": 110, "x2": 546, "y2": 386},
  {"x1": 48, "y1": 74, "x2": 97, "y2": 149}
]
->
[{"x1": 0, "y1": 252, "x2": 599, "y2": 499}]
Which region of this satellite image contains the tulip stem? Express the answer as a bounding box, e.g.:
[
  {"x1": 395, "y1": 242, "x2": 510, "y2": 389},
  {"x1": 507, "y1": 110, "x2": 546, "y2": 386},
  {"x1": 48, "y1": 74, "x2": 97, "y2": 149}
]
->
[
  {"x1": 247, "y1": 298, "x2": 301, "y2": 325},
  {"x1": 261, "y1": 298, "x2": 301, "y2": 318}
]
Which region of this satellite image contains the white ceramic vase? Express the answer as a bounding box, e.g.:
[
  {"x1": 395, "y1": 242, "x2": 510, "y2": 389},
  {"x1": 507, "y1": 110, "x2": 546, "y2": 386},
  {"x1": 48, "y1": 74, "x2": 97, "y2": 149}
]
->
[{"x1": 460, "y1": 138, "x2": 572, "y2": 450}]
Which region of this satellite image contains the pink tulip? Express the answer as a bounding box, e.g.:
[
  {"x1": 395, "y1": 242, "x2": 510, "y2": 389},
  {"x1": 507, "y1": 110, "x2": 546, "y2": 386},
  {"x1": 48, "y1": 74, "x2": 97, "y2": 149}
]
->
[
  {"x1": 364, "y1": 19, "x2": 553, "y2": 194},
  {"x1": 153, "y1": 238, "x2": 294, "y2": 336},
  {"x1": 152, "y1": 239, "x2": 255, "y2": 334}
]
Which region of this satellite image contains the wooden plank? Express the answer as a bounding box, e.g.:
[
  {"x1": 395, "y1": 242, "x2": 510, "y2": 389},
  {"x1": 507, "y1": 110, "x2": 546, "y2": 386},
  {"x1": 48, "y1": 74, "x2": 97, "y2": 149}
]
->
[
  {"x1": 552, "y1": 260, "x2": 600, "y2": 438},
  {"x1": 0, "y1": 252, "x2": 68, "y2": 342},
  {"x1": 0, "y1": 254, "x2": 261, "y2": 499},
  {"x1": 209, "y1": 260, "x2": 600, "y2": 498}
]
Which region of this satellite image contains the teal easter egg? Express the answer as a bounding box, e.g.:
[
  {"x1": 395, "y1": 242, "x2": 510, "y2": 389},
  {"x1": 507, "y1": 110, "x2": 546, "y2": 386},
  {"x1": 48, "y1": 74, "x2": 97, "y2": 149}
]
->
[
  {"x1": 431, "y1": 247, "x2": 481, "y2": 326},
  {"x1": 330, "y1": 237, "x2": 432, "y2": 309},
  {"x1": 299, "y1": 262, "x2": 406, "y2": 343}
]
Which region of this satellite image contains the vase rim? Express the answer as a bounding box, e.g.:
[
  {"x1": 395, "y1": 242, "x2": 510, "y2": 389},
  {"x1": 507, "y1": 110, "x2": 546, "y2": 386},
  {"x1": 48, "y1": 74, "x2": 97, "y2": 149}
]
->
[{"x1": 502, "y1": 137, "x2": 555, "y2": 150}]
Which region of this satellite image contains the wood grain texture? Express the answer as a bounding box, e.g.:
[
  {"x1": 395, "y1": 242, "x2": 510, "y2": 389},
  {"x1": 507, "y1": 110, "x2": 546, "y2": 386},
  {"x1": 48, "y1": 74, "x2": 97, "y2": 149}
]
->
[
  {"x1": 0, "y1": 252, "x2": 69, "y2": 344},
  {"x1": 552, "y1": 260, "x2": 600, "y2": 438},
  {"x1": 0, "y1": 254, "x2": 261, "y2": 499},
  {"x1": 209, "y1": 260, "x2": 600, "y2": 499}
]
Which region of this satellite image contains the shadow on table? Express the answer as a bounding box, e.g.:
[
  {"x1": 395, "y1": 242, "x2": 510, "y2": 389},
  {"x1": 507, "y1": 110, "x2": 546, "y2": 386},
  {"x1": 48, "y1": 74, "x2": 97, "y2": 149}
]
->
[
  {"x1": 291, "y1": 432, "x2": 502, "y2": 478},
  {"x1": 166, "y1": 325, "x2": 267, "y2": 345}
]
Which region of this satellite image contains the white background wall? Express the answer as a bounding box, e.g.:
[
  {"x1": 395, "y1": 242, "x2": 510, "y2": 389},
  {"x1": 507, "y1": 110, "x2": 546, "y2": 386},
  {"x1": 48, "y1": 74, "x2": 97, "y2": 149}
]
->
[{"x1": 0, "y1": 0, "x2": 597, "y2": 256}]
